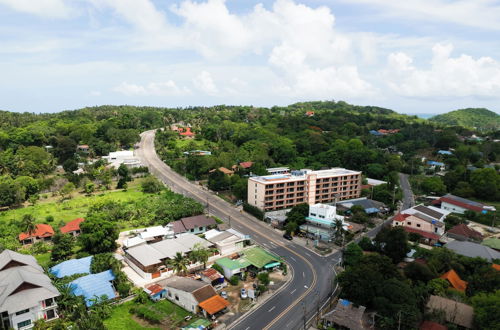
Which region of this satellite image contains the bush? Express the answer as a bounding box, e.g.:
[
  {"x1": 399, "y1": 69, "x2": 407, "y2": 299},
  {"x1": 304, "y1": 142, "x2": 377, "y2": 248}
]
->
[
  {"x1": 229, "y1": 275, "x2": 239, "y2": 285},
  {"x1": 130, "y1": 306, "x2": 163, "y2": 323},
  {"x1": 141, "y1": 176, "x2": 163, "y2": 193},
  {"x1": 45, "y1": 215, "x2": 54, "y2": 223},
  {"x1": 211, "y1": 263, "x2": 224, "y2": 275},
  {"x1": 243, "y1": 202, "x2": 264, "y2": 220},
  {"x1": 257, "y1": 272, "x2": 270, "y2": 286}
]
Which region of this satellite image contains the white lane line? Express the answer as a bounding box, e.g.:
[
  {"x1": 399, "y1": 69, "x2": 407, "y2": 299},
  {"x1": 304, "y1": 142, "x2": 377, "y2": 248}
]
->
[
  {"x1": 304, "y1": 285, "x2": 308, "y2": 288},
  {"x1": 286, "y1": 321, "x2": 294, "y2": 328},
  {"x1": 290, "y1": 289, "x2": 297, "y2": 295},
  {"x1": 268, "y1": 306, "x2": 276, "y2": 312},
  {"x1": 302, "y1": 272, "x2": 305, "y2": 278},
  {"x1": 290, "y1": 256, "x2": 296, "y2": 262},
  {"x1": 305, "y1": 252, "x2": 311, "y2": 257},
  {"x1": 245, "y1": 327, "x2": 250, "y2": 330}
]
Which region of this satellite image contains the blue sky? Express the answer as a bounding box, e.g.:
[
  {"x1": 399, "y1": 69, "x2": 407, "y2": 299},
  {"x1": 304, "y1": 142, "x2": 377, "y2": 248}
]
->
[{"x1": 1, "y1": 0, "x2": 500, "y2": 114}]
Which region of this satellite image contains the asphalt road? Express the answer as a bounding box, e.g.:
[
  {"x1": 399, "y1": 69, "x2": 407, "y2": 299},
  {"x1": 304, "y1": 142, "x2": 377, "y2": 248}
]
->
[
  {"x1": 136, "y1": 130, "x2": 338, "y2": 330},
  {"x1": 399, "y1": 173, "x2": 415, "y2": 210}
]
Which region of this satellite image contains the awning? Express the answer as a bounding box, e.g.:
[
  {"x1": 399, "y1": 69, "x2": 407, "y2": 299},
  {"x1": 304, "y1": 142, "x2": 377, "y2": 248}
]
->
[
  {"x1": 264, "y1": 262, "x2": 281, "y2": 269},
  {"x1": 199, "y1": 295, "x2": 230, "y2": 315}
]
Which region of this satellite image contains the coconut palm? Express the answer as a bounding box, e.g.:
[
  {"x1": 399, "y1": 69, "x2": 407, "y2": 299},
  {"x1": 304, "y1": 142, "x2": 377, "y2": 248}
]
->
[
  {"x1": 171, "y1": 252, "x2": 189, "y2": 276},
  {"x1": 21, "y1": 214, "x2": 37, "y2": 238}
]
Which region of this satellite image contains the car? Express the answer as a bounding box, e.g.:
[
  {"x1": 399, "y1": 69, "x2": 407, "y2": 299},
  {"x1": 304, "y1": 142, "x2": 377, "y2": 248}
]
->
[
  {"x1": 240, "y1": 288, "x2": 248, "y2": 299},
  {"x1": 220, "y1": 291, "x2": 228, "y2": 299},
  {"x1": 283, "y1": 233, "x2": 293, "y2": 240}
]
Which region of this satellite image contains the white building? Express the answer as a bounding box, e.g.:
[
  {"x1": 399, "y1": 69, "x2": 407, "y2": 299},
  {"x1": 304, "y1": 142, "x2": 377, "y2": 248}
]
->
[
  {"x1": 103, "y1": 150, "x2": 142, "y2": 169},
  {"x1": 0, "y1": 250, "x2": 60, "y2": 330},
  {"x1": 301, "y1": 204, "x2": 349, "y2": 241},
  {"x1": 204, "y1": 229, "x2": 247, "y2": 256}
]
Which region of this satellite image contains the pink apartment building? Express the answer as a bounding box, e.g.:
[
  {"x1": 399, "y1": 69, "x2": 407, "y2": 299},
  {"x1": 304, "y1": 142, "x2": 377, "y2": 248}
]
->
[{"x1": 247, "y1": 168, "x2": 362, "y2": 212}]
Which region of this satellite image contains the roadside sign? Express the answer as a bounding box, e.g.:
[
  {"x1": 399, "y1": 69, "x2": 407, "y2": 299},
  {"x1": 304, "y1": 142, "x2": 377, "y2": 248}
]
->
[{"x1": 248, "y1": 289, "x2": 255, "y2": 299}]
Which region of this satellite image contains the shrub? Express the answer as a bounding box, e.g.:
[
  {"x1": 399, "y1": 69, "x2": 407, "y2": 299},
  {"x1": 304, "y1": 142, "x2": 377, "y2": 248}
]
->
[
  {"x1": 229, "y1": 275, "x2": 239, "y2": 286},
  {"x1": 257, "y1": 272, "x2": 270, "y2": 286},
  {"x1": 243, "y1": 202, "x2": 264, "y2": 220},
  {"x1": 211, "y1": 263, "x2": 224, "y2": 275},
  {"x1": 130, "y1": 306, "x2": 163, "y2": 323}
]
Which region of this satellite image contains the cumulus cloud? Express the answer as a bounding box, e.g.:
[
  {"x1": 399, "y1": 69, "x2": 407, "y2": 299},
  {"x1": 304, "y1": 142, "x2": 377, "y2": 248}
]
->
[
  {"x1": 386, "y1": 43, "x2": 500, "y2": 98},
  {"x1": 193, "y1": 71, "x2": 218, "y2": 95},
  {"x1": 0, "y1": 0, "x2": 73, "y2": 18},
  {"x1": 114, "y1": 81, "x2": 191, "y2": 96}
]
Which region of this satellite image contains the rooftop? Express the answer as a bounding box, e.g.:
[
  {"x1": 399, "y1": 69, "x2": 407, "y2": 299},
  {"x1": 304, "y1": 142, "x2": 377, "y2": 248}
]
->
[
  {"x1": 426, "y1": 295, "x2": 473, "y2": 328},
  {"x1": 242, "y1": 247, "x2": 281, "y2": 268},
  {"x1": 70, "y1": 270, "x2": 116, "y2": 306},
  {"x1": 439, "y1": 194, "x2": 496, "y2": 212},
  {"x1": 322, "y1": 299, "x2": 366, "y2": 330},
  {"x1": 440, "y1": 269, "x2": 467, "y2": 292},
  {"x1": 444, "y1": 240, "x2": 500, "y2": 262},
  {"x1": 60, "y1": 218, "x2": 84, "y2": 234},
  {"x1": 250, "y1": 168, "x2": 361, "y2": 184},
  {"x1": 199, "y1": 295, "x2": 230, "y2": 315},
  {"x1": 215, "y1": 257, "x2": 251, "y2": 271},
  {"x1": 482, "y1": 238, "x2": 500, "y2": 250},
  {"x1": 19, "y1": 224, "x2": 55, "y2": 241},
  {"x1": 50, "y1": 256, "x2": 92, "y2": 278},
  {"x1": 447, "y1": 224, "x2": 483, "y2": 241}
]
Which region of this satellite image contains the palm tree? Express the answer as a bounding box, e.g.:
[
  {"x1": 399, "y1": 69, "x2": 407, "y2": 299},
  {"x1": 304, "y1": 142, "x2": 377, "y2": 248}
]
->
[
  {"x1": 191, "y1": 243, "x2": 212, "y2": 269},
  {"x1": 21, "y1": 214, "x2": 37, "y2": 240},
  {"x1": 333, "y1": 219, "x2": 345, "y2": 244},
  {"x1": 171, "y1": 252, "x2": 189, "y2": 276}
]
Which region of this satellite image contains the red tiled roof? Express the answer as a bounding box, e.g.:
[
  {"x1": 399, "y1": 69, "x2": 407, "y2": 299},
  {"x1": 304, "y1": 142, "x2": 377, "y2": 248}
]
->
[
  {"x1": 440, "y1": 269, "x2": 467, "y2": 292},
  {"x1": 179, "y1": 127, "x2": 195, "y2": 136},
  {"x1": 393, "y1": 213, "x2": 410, "y2": 222},
  {"x1": 199, "y1": 295, "x2": 230, "y2": 315},
  {"x1": 239, "y1": 161, "x2": 253, "y2": 169},
  {"x1": 146, "y1": 284, "x2": 165, "y2": 295},
  {"x1": 201, "y1": 268, "x2": 223, "y2": 281},
  {"x1": 305, "y1": 111, "x2": 315, "y2": 116},
  {"x1": 218, "y1": 167, "x2": 234, "y2": 175},
  {"x1": 447, "y1": 224, "x2": 483, "y2": 240},
  {"x1": 439, "y1": 196, "x2": 484, "y2": 213},
  {"x1": 403, "y1": 226, "x2": 440, "y2": 241},
  {"x1": 19, "y1": 224, "x2": 55, "y2": 241},
  {"x1": 492, "y1": 264, "x2": 500, "y2": 271},
  {"x1": 420, "y1": 320, "x2": 447, "y2": 330},
  {"x1": 60, "y1": 218, "x2": 84, "y2": 234}
]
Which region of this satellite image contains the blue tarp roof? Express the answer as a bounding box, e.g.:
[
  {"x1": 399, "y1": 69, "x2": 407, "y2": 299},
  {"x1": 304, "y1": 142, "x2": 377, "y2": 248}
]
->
[
  {"x1": 50, "y1": 256, "x2": 92, "y2": 278},
  {"x1": 369, "y1": 130, "x2": 383, "y2": 136},
  {"x1": 69, "y1": 270, "x2": 116, "y2": 306},
  {"x1": 365, "y1": 207, "x2": 380, "y2": 214},
  {"x1": 427, "y1": 161, "x2": 444, "y2": 166},
  {"x1": 437, "y1": 150, "x2": 453, "y2": 155}
]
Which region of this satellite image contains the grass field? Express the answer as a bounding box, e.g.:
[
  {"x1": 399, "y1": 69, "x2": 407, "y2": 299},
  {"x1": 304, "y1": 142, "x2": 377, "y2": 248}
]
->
[
  {"x1": 104, "y1": 299, "x2": 199, "y2": 330},
  {"x1": 0, "y1": 178, "x2": 146, "y2": 225}
]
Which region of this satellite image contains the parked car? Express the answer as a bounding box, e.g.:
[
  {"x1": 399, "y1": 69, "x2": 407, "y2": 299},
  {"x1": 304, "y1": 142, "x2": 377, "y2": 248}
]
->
[
  {"x1": 240, "y1": 288, "x2": 248, "y2": 299},
  {"x1": 283, "y1": 233, "x2": 293, "y2": 240},
  {"x1": 220, "y1": 291, "x2": 228, "y2": 299}
]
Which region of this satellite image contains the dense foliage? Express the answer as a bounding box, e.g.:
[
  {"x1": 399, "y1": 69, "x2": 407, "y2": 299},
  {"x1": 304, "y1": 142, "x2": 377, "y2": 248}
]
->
[{"x1": 430, "y1": 108, "x2": 500, "y2": 131}]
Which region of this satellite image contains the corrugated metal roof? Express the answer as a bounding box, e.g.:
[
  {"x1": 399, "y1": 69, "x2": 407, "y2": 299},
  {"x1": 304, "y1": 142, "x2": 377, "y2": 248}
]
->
[
  {"x1": 50, "y1": 256, "x2": 92, "y2": 278},
  {"x1": 69, "y1": 270, "x2": 116, "y2": 306}
]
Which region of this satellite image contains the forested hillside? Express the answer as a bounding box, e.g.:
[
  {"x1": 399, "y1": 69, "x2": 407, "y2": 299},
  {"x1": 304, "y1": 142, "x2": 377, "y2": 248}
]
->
[{"x1": 429, "y1": 108, "x2": 500, "y2": 131}]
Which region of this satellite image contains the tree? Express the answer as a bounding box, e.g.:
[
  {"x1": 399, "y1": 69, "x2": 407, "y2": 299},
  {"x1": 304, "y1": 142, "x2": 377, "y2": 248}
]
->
[
  {"x1": 51, "y1": 231, "x2": 74, "y2": 262},
  {"x1": 78, "y1": 217, "x2": 118, "y2": 254},
  {"x1": 208, "y1": 169, "x2": 230, "y2": 191},
  {"x1": 21, "y1": 214, "x2": 36, "y2": 237},
  {"x1": 171, "y1": 252, "x2": 189, "y2": 275},
  {"x1": 117, "y1": 164, "x2": 131, "y2": 181},
  {"x1": 420, "y1": 177, "x2": 447, "y2": 195},
  {"x1": 59, "y1": 182, "x2": 76, "y2": 199},
  {"x1": 84, "y1": 182, "x2": 95, "y2": 195},
  {"x1": 471, "y1": 290, "x2": 500, "y2": 330},
  {"x1": 285, "y1": 221, "x2": 298, "y2": 235},
  {"x1": 190, "y1": 243, "x2": 212, "y2": 269},
  {"x1": 470, "y1": 168, "x2": 499, "y2": 200},
  {"x1": 375, "y1": 226, "x2": 410, "y2": 263},
  {"x1": 404, "y1": 262, "x2": 436, "y2": 283},
  {"x1": 0, "y1": 176, "x2": 25, "y2": 207},
  {"x1": 91, "y1": 253, "x2": 121, "y2": 274},
  {"x1": 63, "y1": 158, "x2": 79, "y2": 173},
  {"x1": 141, "y1": 176, "x2": 163, "y2": 193},
  {"x1": 343, "y1": 243, "x2": 363, "y2": 267},
  {"x1": 358, "y1": 236, "x2": 375, "y2": 251}
]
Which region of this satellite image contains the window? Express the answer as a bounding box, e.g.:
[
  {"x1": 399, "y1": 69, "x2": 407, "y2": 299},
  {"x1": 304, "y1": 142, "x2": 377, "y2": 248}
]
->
[
  {"x1": 45, "y1": 309, "x2": 56, "y2": 320},
  {"x1": 15, "y1": 309, "x2": 29, "y2": 316},
  {"x1": 416, "y1": 224, "x2": 421, "y2": 228},
  {"x1": 17, "y1": 320, "x2": 31, "y2": 329},
  {"x1": 199, "y1": 227, "x2": 203, "y2": 230},
  {"x1": 407, "y1": 222, "x2": 411, "y2": 226},
  {"x1": 310, "y1": 213, "x2": 316, "y2": 217},
  {"x1": 175, "y1": 295, "x2": 179, "y2": 301},
  {"x1": 190, "y1": 229, "x2": 194, "y2": 232}
]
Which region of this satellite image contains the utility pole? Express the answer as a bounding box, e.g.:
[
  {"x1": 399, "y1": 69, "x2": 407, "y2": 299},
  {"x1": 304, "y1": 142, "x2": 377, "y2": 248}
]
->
[
  {"x1": 229, "y1": 215, "x2": 231, "y2": 227},
  {"x1": 206, "y1": 196, "x2": 210, "y2": 216}
]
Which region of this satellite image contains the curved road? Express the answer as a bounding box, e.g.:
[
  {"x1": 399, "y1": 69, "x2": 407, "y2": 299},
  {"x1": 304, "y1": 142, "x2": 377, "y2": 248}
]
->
[{"x1": 136, "y1": 130, "x2": 338, "y2": 330}]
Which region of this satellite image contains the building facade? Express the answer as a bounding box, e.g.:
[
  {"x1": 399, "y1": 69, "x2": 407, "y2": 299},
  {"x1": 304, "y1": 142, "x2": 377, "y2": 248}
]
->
[{"x1": 247, "y1": 168, "x2": 362, "y2": 211}]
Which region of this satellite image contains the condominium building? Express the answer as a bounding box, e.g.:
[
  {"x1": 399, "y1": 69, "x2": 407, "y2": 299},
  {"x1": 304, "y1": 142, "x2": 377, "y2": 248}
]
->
[{"x1": 247, "y1": 168, "x2": 362, "y2": 211}]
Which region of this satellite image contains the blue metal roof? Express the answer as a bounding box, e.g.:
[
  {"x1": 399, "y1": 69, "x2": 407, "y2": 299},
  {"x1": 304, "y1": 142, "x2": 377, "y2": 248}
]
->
[
  {"x1": 50, "y1": 256, "x2": 92, "y2": 278},
  {"x1": 69, "y1": 270, "x2": 116, "y2": 306},
  {"x1": 437, "y1": 150, "x2": 453, "y2": 155},
  {"x1": 364, "y1": 207, "x2": 380, "y2": 214},
  {"x1": 427, "y1": 161, "x2": 444, "y2": 166}
]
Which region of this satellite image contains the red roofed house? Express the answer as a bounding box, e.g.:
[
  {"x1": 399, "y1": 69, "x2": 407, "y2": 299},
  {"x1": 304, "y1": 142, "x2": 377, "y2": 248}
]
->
[
  {"x1": 446, "y1": 224, "x2": 483, "y2": 242},
  {"x1": 179, "y1": 127, "x2": 195, "y2": 139},
  {"x1": 76, "y1": 144, "x2": 90, "y2": 153},
  {"x1": 392, "y1": 212, "x2": 443, "y2": 245},
  {"x1": 60, "y1": 218, "x2": 85, "y2": 237},
  {"x1": 433, "y1": 194, "x2": 496, "y2": 214},
  {"x1": 305, "y1": 111, "x2": 315, "y2": 117},
  {"x1": 19, "y1": 224, "x2": 55, "y2": 245},
  {"x1": 420, "y1": 320, "x2": 447, "y2": 330},
  {"x1": 239, "y1": 161, "x2": 253, "y2": 169},
  {"x1": 440, "y1": 269, "x2": 468, "y2": 292}
]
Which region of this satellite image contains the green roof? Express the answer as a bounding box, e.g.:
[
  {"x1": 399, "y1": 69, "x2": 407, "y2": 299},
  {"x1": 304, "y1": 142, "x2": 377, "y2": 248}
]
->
[
  {"x1": 183, "y1": 318, "x2": 211, "y2": 329},
  {"x1": 482, "y1": 238, "x2": 500, "y2": 250},
  {"x1": 241, "y1": 247, "x2": 282, "y2": 269},
  {"x1": 215, "y1": 257, "x2": 251, "y2": 270}
]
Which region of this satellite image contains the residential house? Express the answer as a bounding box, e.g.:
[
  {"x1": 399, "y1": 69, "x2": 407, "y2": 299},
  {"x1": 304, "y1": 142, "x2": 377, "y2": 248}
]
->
[
  {"x1": 199, "y1": 268, "x2": 226, "y2": 290},
  {"x1": 419, "y1": 320, "x2": 447, "y2": 330},
  {"x1": 305, "y1": 111, "x2": 315, "y2": 117},
  {"x1": 426, "y1": 295, "x2": 473, "y2": 329},
  {"x1": 124, "y1": 234, "x2": 215, "y2": 279},
  {"x1": 300, "y1": 203, "x2": 348, "y2": 241},
  {"x1": 0, "y1": 250, "x2": 60, "y2": 330},
  {"x1": 215, "y1": 257, "x2": 251, "y2": 279},
  {"x1": 183, "y1": 150, "x2": 212, "y2": 156},
  {"x1": 19, "y1": 224, "x2": 55, "y2": 245},
  {"x1": 446, "y1": 224, "x2": 483, "y2": 242},
  {"x1": 241, "y1": 247, "x2": 282, "y2": 271},
  {"x1": 239, "y1": 161, "x2": 253, "y2": 170},
  {"x1": 218, "y1": 167, "x2": 234, "y2": 176},
  {"x1": 440, "y1": 269, "x2": 467, "y2": 292},
  {"x1": 204, "y1": 229, "x2": 246, "y2": 256},
  {"x1": 427, "y1": 160, "x2": 445, "y2": 171},
  {"x1": 76, "y1": 145, "x2": 90, "y2": 153},
  {"x1": 248, "y1": 168, "x2": 362, "y2": 211},
  {"x1": 60, "y1": 218, "x2": 85, "y2": 237},
  {"x1": 50, "y1": 256, "x2": 92, "y2": 278},
  {"x1": 198, "y1": 295, "x2": 230, "y2": 318},
  {"x1": 337, "y1": 197, "x2": 388, "y2": 215},
  {"x1": 321, "y1": 299, "x2": 367, "y2": 330},
  {"x1": 393, "y1": 204, "x2": 449, "y2": 244},
  {"x1": 443, "y1": 240, "x2": 500, "y2": 262},
  {"x1": 437, "y1": 150, "x2": 453, "y2": 156},
  {"x1": 102, "y1": 150, "x2": 142, "y2": 169},
  {"x1": 144, "y1": 284, "x2": 167, "y2": 302},
  {"x1": 69, "y1": 270, "x2": 116, "y2": 306},
  {"x1": 178, "y1": 127, "x2": 195, "y2": 139},
  {"x1": 171, "y1": 215, "x2": 217, "y2": 235},
  {"x1": 432, "y1": 194, "x2": 496, "y2": 214}
]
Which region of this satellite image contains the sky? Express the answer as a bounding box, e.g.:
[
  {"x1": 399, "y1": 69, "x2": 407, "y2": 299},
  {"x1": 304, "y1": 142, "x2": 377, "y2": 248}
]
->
[{"x1": 1, "y1": 0, "x2": 500, "y2": 115}]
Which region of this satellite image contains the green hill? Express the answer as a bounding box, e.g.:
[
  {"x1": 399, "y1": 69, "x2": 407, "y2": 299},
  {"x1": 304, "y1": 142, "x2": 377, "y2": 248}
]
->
[{"x1": 429, "y1": 108, "x2": 500, "y2": 131}]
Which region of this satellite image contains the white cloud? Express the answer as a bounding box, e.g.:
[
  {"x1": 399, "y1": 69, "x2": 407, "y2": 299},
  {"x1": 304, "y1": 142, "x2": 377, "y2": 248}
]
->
[
  {"x1": 0, "y1": 0, "x2": 73, "y2": 18},
  {"x1": 193, "y1": 71, "x2": 218, "y2": 95},
  {"x1": 89, "y1": 90, "x2": 101, "y2": 96},
  {"x1": 386, "y1": 43, "x2": 500, "y2": 98},
  {"x1": 343, "y1": 0, "x2": 500, "y2": 30},
  {"x1": 113, "y1": 81, "x2": 191, "y2": 96}
]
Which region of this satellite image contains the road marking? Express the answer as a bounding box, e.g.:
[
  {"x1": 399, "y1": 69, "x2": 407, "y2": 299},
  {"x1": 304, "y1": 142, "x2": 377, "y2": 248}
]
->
[
  {"x1": 268, "y1": 306, "x2": 276, "y2": 312},
  {"x1": 304, "y1": 285, "x2": 308, "y2": 288},
  {"x1": 245, "y1": 327, "x2": 250, "y2": 330},
  {"x1": 290, "y1": 289, "x2": 296, "y2": 295},
  {"x1": 305, "y1": 252, "x2": 311, "y2": 257},
  {"x1": 286, "y1": 321, "x2": 294, "y2": 328},
  {"x1": 290, "y1": 256, "x2": 296, "y2": 262},
  {"x1": 302, "y1": 272, "x2": 305, "y2": 278}
]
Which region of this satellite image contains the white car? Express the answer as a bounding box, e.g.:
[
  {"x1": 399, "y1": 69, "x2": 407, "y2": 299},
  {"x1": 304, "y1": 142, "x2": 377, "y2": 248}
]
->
[
  {"x1": 220, "y1": 291, "x2": 228, "y2": 299},
  {"x1": 240, "y1": 288, "x2": 248, "y2": 299}
]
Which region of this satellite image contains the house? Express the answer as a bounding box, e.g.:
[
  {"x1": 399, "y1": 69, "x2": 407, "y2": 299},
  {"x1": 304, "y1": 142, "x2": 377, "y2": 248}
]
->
[
  {"x1": 440, "y1": 269, "x2": 467, "y2": 292},
  {"x1": 19, "y1": 224, "x2": 55, "y2": 245},
  {"x1": 432, "y1": 194, "x2": 496, "y2": 214},
  {"x1": 199, "y1": 268, "x2": 225, "y2": 290},
  {"x1": 482, "y1": 238, "x2": 500, "y2": 251},
  {"x1": 426, "y1": 295, "x2": 473, "y2": 329},
  {"x1": 365, "y1": 178, "x2": 387, "y2": 187},
  {"x1": 204, "y1": 229, "x2": 246, "y2": 256},
  {"x1": 138, "y1": 225, "x2": 174, "y2": 243},
  {"x1": 437, "y1": 150, "x2": 453, "y2": 156},
  {"x1": 218, "y1": 167, "x2": 234, "y2": 176},
  {"x1": 60, "y1": 218, "x2": 85, "y2": 237},
  {"x1": 183, "y1": 150, "x2": 212, "y2": 156},
  {"x1": 369, "y1": 130, "x2": 383, "y2": 137},
  {"x1": 215, "y1": 257, "x2": 251, "y2": 279},
  {"x1": 0, "y1": 250, "x2": 60, "y2": 330},
  {"x1": 443, "y1": 240, "x2": 500, "y2": 262},
  {"x1": 419, "y1": 320, "x2": 448, "y2": 330},
  {"x1": 50, "y1": 256, "x2": 92, "y2": 278},
  {"x1": 241, "y1": 247, "x2": 282, "y2": 270},
  {"x1": 321, "y1": 299, "x2": 367, "y2": 330},
  {"x1": 124, "y1": 234, "x2": 215, "y2": 279},
  {"x1": 156, "y1": 276, "x2": 219, "y2": 314},
  {"x1": 393, "y1": 205, "x2": 449, "y2": 244},
  {"x1": 305, "y1": 111, "x2": 315, "y2": 117},
  {"x1": 76, "y1": 145, "x2": 90, "y2": 153},
  {"x1": 198, "y1": 295, "x2": 230, "y2": 317},
  {"x1": 300, "y1": 204, "x2": 349, "y2": 241},
  {"x1": 337, "y1": 197, "x2": 388, "y2": 215},
  {"x1": 239, "y1": 161, "x2": 253, "y2": 169},
  {"x1": 144, "y1": 284, "x2": 167, "y2": 301},
  {"x1": 427, "y1": 161, "x2": 445, "y2": 170},
  {"x1": 446, "y1": 224, "x2": 483, "y2": 242},
  {"x1": 171, "y1": 215, "x2": 217, "y2": 235},
  {"x1": 69, "y1": 270, "x2": 116, "y2": 306},
  {"x1": 178, "y1": 127, "x2": 195, "y2": 139},
  {"x1": 102, "y1": 150, "x2": 142, "y2": 169}
]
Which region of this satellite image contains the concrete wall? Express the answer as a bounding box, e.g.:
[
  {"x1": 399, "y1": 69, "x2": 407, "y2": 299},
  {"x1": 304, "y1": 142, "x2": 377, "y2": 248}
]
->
[
  {"x1": 165, "y1": 287, "x2": 199, "y2": 313},
  {"x1": 441, "y1": 202, "x2": 467, "y2": 214}
]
